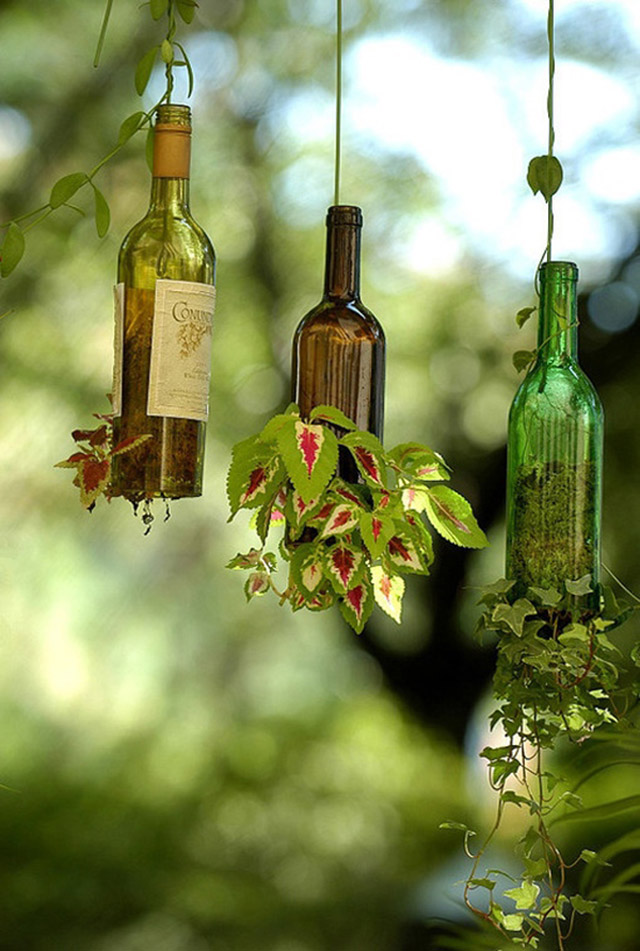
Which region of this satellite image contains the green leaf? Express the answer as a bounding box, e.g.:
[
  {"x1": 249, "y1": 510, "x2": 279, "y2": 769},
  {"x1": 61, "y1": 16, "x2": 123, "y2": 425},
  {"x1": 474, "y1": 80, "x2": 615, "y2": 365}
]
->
[
  {"x1": 570, "y1": 895, "x2": 598, "y2": 915},
  {"x1": 49, "y1": 172, "x2": 88, "y2": 209},
  {"x1": 149, "y1": 0, "x2": 168, "y2": 19},
  {"x1": 504, "y1": 881, "x2": 540, "y2": 910},
  {"x1": 177, "y1": 0, "x2": 198, "y2": 23},
  {"x1": 516, "y1": 306, "x2": 536, "y2": 329},
  {"x1": 527, "y1": 585, "x2": 562, "y2": 606},
  {"x1": 339, "y1": 431, "x2": 387, "y2": 488},
  {"x1": 259, "y1": 409, "x2": 300, "y2": 444},
  {"x1": 555, "y1": 795, "x2": 640, "y2": 825},
  {"x1": 309, "y1": 403, "x2": 357, "y2": 431},
  {"x1": 0, "y1": 222, "x2": 25, "y2": 277},
  {"x1": 388, "y1": 442, "x2": 450, "y2": 481},
  {"x1": 513, "y1": 349, "x2": 535, "y2": 373},
  {"x1": 161, "y1": 39, "x2": 174, "y2": 64},
  {"x1": 91, "y1": 183, "x2": 110, "y2": 237},
  {"x1": 135, "y1": 46, "x2": 158, "y2": 96},
  {"x1": 118, "y1": 111, "x2": 146, "y2": 145},
  {"x1": 527, "y1": 154, "x2": 564, "y2": 201},
  {"x1": 421, "y1": 485, "x2": 488, "y2": 549},
  {"x1": 468, "y1": 878, "x2": 496, "y2": 891},
  {"x1": 565, "y1": 574, "x2": 593, "y2": 596},
  {"x1": 439, "y1": 820, "x2": 474, "y2": 833},
  {"x1": 491, "y1": 599, "x2": 537, "y2": 636},
  {"x1": 524, "y1": 857, "x2": 548, "y2": 879},
  {"x1": 276, "y1": 419, "x2": 338, "y2": 505},
  {"x1": 174, "y1": 41, "x2": 194, "y2": 97},
  {"x1": 226, "y1": 435, "x2": 280, "y2": 516},
  {"x1": 370, "y1": 565, "x2": 404, "y2": 623},
  {"x1": 558, "y1": 623, "x2": 589, "y2": 644}
]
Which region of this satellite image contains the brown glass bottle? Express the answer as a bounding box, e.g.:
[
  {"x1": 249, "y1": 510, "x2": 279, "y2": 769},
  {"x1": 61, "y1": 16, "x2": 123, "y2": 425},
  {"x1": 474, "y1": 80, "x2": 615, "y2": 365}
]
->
[
  {"x1": 110, "y1": 104, "x2": 216, "y2": 501},
  {"x1": 292, "y1": 205, "x2": 385, "y2": 480}
]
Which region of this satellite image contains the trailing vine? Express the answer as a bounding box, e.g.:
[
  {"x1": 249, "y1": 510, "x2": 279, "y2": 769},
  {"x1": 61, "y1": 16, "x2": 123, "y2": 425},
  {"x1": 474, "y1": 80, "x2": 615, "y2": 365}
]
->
[
  {"x1": 0, "y1": 0, "x2": 198, "y2": 278},
  {"x1": 226, "y1": 403, "x2": 487, "y2": 632}
]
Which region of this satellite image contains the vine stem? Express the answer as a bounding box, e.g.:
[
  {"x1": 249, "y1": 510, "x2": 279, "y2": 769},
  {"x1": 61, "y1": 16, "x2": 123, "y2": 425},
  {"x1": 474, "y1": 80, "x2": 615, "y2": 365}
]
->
[
  {"x1": 334, "y1": 0, "x2": 343, "y2": 206},
  {"x1": 546, "y1": 0, "x2": 555, "y2": 262}
]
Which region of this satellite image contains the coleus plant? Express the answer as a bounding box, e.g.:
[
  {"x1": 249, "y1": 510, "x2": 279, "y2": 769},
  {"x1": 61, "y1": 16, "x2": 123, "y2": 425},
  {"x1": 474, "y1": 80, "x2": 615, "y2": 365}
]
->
[
  {"x1": 226, "y1": 403, "x2": 488, "y2": 633},
  {"x1": 55, "y1": 397, "x2": 151, "y2": 513}
]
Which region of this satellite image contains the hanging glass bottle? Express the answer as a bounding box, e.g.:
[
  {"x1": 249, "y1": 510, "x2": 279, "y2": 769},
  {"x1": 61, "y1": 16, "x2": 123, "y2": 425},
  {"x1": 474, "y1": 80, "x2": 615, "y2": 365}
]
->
[
  {"x1": 110, "y1": 103, "x2": 216, "y2": 501},
  {"x1": 506, "y1": 261, "x2": 603, "y2": 603},
  {"x1": 291, "y1": 204, "x2": 385, "y2": 480}
]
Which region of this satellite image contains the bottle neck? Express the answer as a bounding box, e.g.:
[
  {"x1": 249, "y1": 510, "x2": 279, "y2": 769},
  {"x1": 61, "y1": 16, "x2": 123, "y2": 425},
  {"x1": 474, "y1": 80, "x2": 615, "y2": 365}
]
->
[
  {"x1": 149, "y1": 177, "x2": 191, "y2": 213},
  {"x1": 537, "y1": 261, "x2": 578, "y2": 361},
  {"x1": 323, "y1": 206, "x2": 362, "y2": 301}
]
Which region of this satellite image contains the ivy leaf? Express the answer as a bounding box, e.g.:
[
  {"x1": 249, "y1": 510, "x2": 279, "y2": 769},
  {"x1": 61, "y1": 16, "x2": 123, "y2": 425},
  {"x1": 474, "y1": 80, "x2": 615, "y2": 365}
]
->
[
  {"x1": 527, "y1": 154, "x2": 564, "y2": 201},
  {"x1": 468, "y1": 878, "x2": 496, "y2": 891},
  {"x1": 49, "y1": 172, "x2": 88, "y2": 209},
  {"x1": 135, "y1": 46, "x2": 158, "y2": 96},
  {"x1": 516, "y1": 306, "x2": 536, "y2": 329},
  {"x1": 359, "y1": 510, "x2": 395, "y2": 558},
  {"x1": 570, "y1": 895, "x2": 598, "y2": 915},
  {"x1": 565, "y1": 574, "x2": 593, "y2": 596},
  {"x1": 91, "y1": 183, "x2": 110, "y2": 238},
  {"x1": 421, "y1": 485, "x2": 488, "y2": 549},
  {"x1": 558, "y1": 623, "x2": 589, "y2": 645},
  {"x1": 339, "y1": 431, "x2": 387, "y2": 488},
  {"x1": 276, "y1": 419, "x2": 338, "y2": 505},
  {"x1": 290, "y1": 543, "x2": 326, "y2": 597},
  {"x1": 513, "y1": 349, "x2": 535, "y2": 373},
  {"x1": 491, "y1": 598, "x2": 537, "y2": 636},
  {"x1": 0, "y1": 222, "x2": 25, "y2": 277},
  {"x1": 149, "y1": 0, "x2": 169, "y2": 19},
  {"x1": 324, "y1": 542, "x2": 365, "y2": 595},
  {"x1": 504, "y1": 881, "x2": 540, "y2": 910},
  {"x1": 370, "y1": 565, "x2": 404, "y2": 623},
  {"x1": 177, "y1": 0, "x2": 198, "y2": 23},
  {"x1": 339, "y1": 578, "x2": 374, "y2": 633},
  {"x1": 118, "y1": 111, "x2": 146, "y2": 146},
  {"x1": 388, "y1": 442, "x2": 450, "y2": 481},
  {"x1": 528, "y1": 585, "x2": 562, "y2": 607},
  {"x1": 309, "y1": 403, "x2": 357, "y2": 431}
]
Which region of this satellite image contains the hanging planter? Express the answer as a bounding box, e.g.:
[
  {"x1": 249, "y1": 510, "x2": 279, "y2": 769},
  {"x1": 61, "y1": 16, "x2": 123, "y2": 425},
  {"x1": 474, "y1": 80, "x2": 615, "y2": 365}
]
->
[{"x1": 506, "y1": 261, "x2": 603, "y2": 604}]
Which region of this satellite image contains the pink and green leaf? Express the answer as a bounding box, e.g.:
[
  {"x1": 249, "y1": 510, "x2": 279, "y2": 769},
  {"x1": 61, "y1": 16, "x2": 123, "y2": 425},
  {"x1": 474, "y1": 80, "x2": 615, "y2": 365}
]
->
[
  {"x1": 359, "y1": 510, "x2": 395, "y2": 558},
  {"x1": 226, "y1": 548, "x2": 264, "y2": 570},
  {"x1": 339, "y1": 431, "x2": 387, "y2": 488},
  {"x1": 318, "y1": 503, "x2": 359, "y2": 539},
  {"x1": 324, "y1": 542, "x2": 365, "y2": 595},
  {"x1": 388, "y1": 442, "x2": 450, "y2": 482},
  {"x1": 385, "y1": 532, "x2": 430, "y2": 575},
  {"x1": 339, "y1": 578, "x2": 374, "y2": 633},
  {"x1": 227, "y1": 434, "x2": 283, "y2": 516},
  {"x1": 244, "y1": 571, "x2": 270, "y2": 601},
  {"x1": 422, "y1": 485, "x2": 489, "y2": 549},
  {"x1": 308, "y1": 404, "x2": 357, "y2": 431},
  {"x1": 276, "y1": 419, "x2": 338, "y2": 504},
  {"x1": 290, "y1": 543, "x2": 326, "y2": 597},
  {"x1": 370, "y1": 565, "x2": 405, "y2": 624}
]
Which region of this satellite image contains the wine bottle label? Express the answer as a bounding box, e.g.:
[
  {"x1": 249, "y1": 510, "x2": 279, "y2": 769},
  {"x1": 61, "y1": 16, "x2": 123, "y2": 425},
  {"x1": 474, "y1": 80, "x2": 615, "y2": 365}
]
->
[
  {"x1": 112, "y1": 282, "x2": 125, "y2": 416},
  {"x1": 147, "y1": 279, "x2": 216, "y2": 421}
]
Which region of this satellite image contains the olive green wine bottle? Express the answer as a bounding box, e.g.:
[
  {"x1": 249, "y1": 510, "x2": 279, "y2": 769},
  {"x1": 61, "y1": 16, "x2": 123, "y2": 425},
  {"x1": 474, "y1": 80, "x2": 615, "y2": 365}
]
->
[
  {"x1": 110, "y1": 103, "x2": 216, "y2": 501},
  {"x1": 505, "y1": 261, "x2": 603, "y2": 602},
  {"x1": 291, "y1": 204, "x2": 385, "y2": 480}
]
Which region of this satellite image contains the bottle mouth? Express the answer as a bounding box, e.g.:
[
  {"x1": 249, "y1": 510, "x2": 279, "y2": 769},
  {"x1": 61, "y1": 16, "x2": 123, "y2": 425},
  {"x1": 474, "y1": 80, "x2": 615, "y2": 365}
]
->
[
  {"x1": 155, "y1": 103, "x2": 192, "y2": 131},
  {"x1": 326, "y1": 205, "x2": 362, "y2": 227},
  {"x1": 539, "y1": 260, "x2": 578, "y2": 281}
]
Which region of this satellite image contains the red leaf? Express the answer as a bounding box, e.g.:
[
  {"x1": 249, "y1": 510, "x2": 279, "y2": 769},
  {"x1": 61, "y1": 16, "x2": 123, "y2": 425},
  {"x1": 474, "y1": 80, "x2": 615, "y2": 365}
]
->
[
  {"x1": 354, "y1": 446, "x2": 383, "y2": 484},
  {"x1": 297, "y1": 424, "x2": 322, "y2": 477},
  {"x1": 330, "y1": 547, "x2": 357, "y2": 588},
  {"x1": 80, "y1": 458, "x2": 110, "y2": 494},
  {"x1": 388, "y1": 536, "x2": 412, "y2": 562},
  {"x1": 241, "y1": 466, "x2": 267, "y2": 505},
  {"x1": 335, "y1": 486, "x2": 363, "y2": 507},
  {"x1": 345, "y1": 584, "x2": 365, "y2": 619},
  {"x1": 72, "y1": 428, "x2": 99, "y2": 443}
]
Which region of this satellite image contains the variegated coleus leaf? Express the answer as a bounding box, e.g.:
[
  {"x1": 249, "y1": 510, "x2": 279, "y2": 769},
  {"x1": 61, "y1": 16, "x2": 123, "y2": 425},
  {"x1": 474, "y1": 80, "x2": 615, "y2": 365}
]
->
[
  {"x1": 226, "y1": 548, "x2": 264, "y2": 570},
  {"x1": 112, "y1": 433, "x2": 153, "y2": 456},
  {"x1": 339, "y1": 576, "x2": 374, "y2": 634},
  {"x1": 259, "y1": 403, "x2": 300, "y2": 443},
  {"x1": 329, "y1": 478, "x2": 369, "y2": 508},
  {"x1": 286, "y1": 489, "x2": 325, "y2": 536},
  {"x1": 388, "y1": 442, "x2": 450, "y2": 482},
  {"x1": 359, "y1": 510, "x2": 395, "y2": 559},
  {"x1": 421, "y1": 485, "x2": 488, "y2": 549},
  {"x1": 403, "y1": 512, "x2": 435, "y2": 570},
  {"x1": 244, "y1": 570, "x2": 270, "y2": 601},
  {"x1": 308, "y1": 404, "x2": 357, "y2": 432},
  {"x1": 254, "y1": 481, "x2": 288, "y2": 543},
  {"x1": 324, "y1": 542, "x2": 365, "y2": 595},
  {"x1": 276, "y1": 418, "x2": 338, "y2": 504},
  {"x1": 385, "y1": 529, "x2": 431, "y2": 575},
  {"x1": 55, "y1": 452, "x2": 111, "y2": 509},
  {"x1": 339, "y1": 431, "x2": 388, "y2": 488},
  {"x1": 317, "y1": 503, "x2": 359, "y2": 540},
  {"x1": 371, "y1": 488, "x2": 404, "y2": 519},
  {"x1": 370, "y1": 565, "x2": 405, "y2": 624},
  {"x1": 290, "y1": 542, "x2": 326, "y2": 597},
  {"x1": 226, "y1": 434, "x2": 284, "y2": 517}
]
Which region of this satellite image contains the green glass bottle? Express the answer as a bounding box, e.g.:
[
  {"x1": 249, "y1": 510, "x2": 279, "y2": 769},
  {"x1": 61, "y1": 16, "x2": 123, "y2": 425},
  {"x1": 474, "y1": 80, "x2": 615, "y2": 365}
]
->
[
  {"x1": 291, "y1": 204, "x2": 385, "y2": 481},
  {"x1": 110, "y1": 103, "x2": 216, "y2": 501},
  {"x1": 505, "y1": 261, "x2": 603, "y2": 603}
]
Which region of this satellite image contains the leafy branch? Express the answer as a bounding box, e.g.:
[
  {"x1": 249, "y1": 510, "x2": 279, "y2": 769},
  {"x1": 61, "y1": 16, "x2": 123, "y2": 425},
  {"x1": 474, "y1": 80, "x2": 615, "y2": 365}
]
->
[
  {"x1": 226, "y1": 403, "x2": 488, "y2": 632},
  {"x1": 442, "y1": 577, "x2": 639, "y2": 949},
  {"x1": 0, "y1": 0, "x2": 198, "y2": 278}
]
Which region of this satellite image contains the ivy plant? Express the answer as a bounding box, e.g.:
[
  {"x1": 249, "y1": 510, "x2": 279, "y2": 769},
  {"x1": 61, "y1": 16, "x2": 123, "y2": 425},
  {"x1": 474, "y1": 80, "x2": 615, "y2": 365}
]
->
[
  {"x1": 225, "y1": 403, "x2": 488, "y2": 632},
  {"x1": 441, "y1": 577, "x2": 639, "y2": 949}
]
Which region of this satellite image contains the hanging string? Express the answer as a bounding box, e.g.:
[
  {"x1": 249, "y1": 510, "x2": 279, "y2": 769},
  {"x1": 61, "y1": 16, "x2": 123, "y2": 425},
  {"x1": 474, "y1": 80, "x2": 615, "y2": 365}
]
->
[
  {"x1": 546, "y1": 0, "x2": 555, "y2": 262},
  {"x1": 334, "y1": 0, "x2": 343, "y2": 206}
]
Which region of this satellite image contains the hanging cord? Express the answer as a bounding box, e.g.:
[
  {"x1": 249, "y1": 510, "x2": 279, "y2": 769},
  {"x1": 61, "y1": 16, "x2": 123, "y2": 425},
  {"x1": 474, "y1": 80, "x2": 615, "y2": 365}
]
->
[
  {"x1": 546, "y1": 0, "x2": 555, "y2": 262},
  {"x1": 334, "y1": 0, "x2": 343, "y2": 206}
]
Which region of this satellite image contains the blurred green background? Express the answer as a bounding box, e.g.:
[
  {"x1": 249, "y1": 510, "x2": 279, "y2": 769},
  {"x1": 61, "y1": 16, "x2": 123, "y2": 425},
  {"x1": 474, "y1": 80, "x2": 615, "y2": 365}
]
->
[{"x1": 2, "y1": 0, "x2": 640, "y2": 948}]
